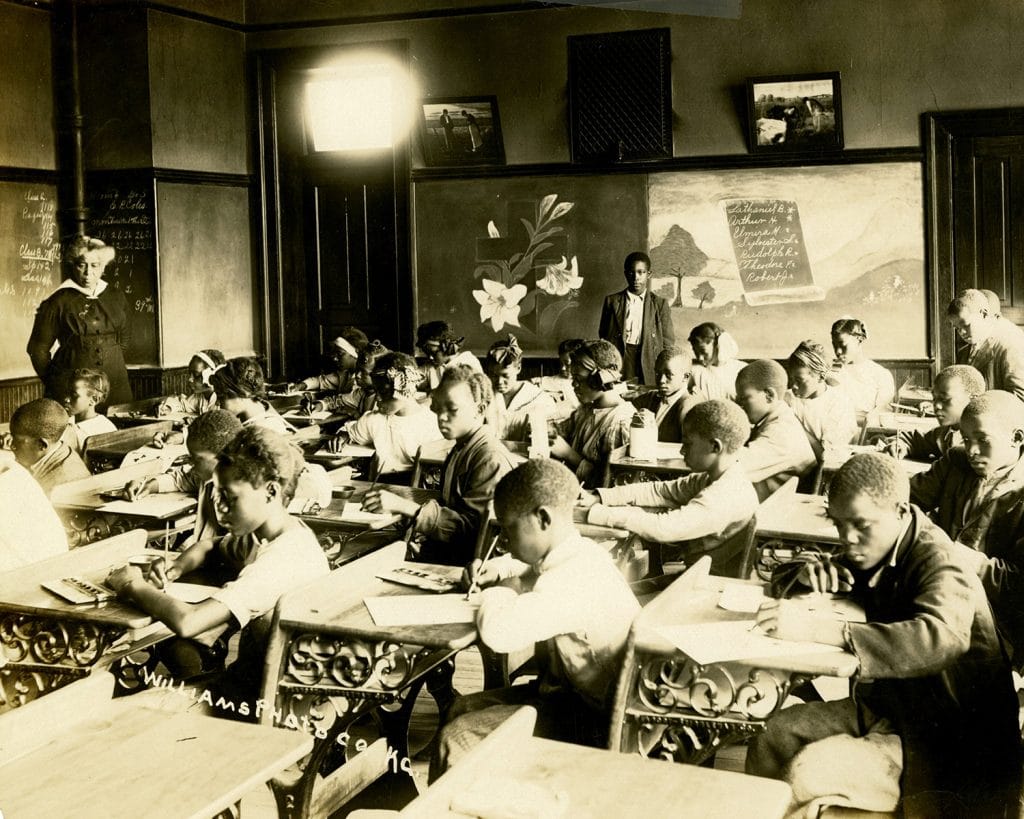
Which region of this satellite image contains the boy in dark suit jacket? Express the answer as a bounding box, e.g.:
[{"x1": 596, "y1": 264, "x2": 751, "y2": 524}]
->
[{"x1": 599, "y1": 251, "x2": 674, "y2": 385}]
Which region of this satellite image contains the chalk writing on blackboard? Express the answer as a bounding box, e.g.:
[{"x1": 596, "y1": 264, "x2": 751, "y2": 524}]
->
[
  {"x1": 17, "y1": 189, "x2": 59, "y2": 313},
  {"x1": 722, "y1": 199, "x2": 823, "y2": 306}
]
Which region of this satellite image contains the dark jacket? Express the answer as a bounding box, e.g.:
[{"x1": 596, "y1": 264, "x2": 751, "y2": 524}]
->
[{"x1": 598, "y1": 289, "x2": 674, "y2": 385}]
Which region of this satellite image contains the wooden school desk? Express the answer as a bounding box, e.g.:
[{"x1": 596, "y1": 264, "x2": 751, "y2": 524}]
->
[
  {"x1": 404, "y1": 707, "x2": 792, "y2": 819},
  {"x1": 860, "y1": 410, "x2": 939, "y2": 444},
  {"x1": 50, "y1": 459, "x2": 197, "y2": 549},
  {"x1": 259, "y1": 541, "x2": 476, "y2": 818},
  {"x1": 0, "y1": 699, "x2": 313, "y2": 819},
  {"x1": 0, "y1": 530, "x2": 173, "y2": 713},
  {"x1": 608, "y1": 557, "x2": 859, "y2": 766},
  {"x1": 754, "y1": 478, "x2": 839, "y2": 578},
  {"x1": 82, "y1": 420, "x2": 177, "y2": 471},
  {"x1": 816, "y1": 444, "x2": 932, "y2": 493},
  {"x1": 107, "y1": 396, "x2": 190, "y2": 429},
  {"x1": 605, "y1": 441, "x2": 690, "y2": 486}
]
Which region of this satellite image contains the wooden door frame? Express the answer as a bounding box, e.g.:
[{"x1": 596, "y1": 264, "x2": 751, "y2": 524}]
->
[
  {"x1": 924, "y1": 107, "x2": 1024, "y2": 370},
  {"x1": 250, "y1": 42, "x2": 412, "y2": 380}
]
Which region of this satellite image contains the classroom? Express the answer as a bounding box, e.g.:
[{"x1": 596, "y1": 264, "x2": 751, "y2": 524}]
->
[{"x1": 2, "y1": 1, "x2": 1024, "y2": 817}]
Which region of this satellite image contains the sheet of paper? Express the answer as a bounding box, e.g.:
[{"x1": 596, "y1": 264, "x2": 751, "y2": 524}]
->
[
  {"x1": 341, "y1": 502, "x2": 395, "y2": 525},
  {"x1": 164, "y1": 582, "x2": 214, "y2": 603},
  {"x1": 97, "y1": 493, "x2": 195, "y2": 518},
  {"x1": 364, "y1": 594, "x2": 479, "y2": 627},
  {"x1": 718, "y1": 585, "x2": 769, "y2": 613},
  {"x1": 283, "y1": 409, "x2": 333, "y2": 421},
  {"x1": 657, "y1": 620, "x2": 844, "y2": 665}
]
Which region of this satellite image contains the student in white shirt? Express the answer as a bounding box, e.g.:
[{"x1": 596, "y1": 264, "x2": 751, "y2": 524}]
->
[
  {"x1": 485, "y1": 334, "x2": 556, "y2": 441},
  {"x1": 0, "y1": 452, "x2": 68, "y2": 572},
  {"x1": 430, "y1": 459, "x2": 639, "y2": 781},
  {"x1": 784, "y1": 340, "x2": 859, "y2": 461},
  {"x1": 830, "y1": 317, "x2": 895, "y2": 422},
  {"x1": 416, "y1": 320, "x2": 482, "y2": 391},
  {"x1": 62, "y1": 367, "x2": 118, "y2": 455},
  {"x1": 211, "y1": 357, "x2": 296, "y2": 435},
  {"x1": 688, "y1": 322, "x2": 746, "y2": 402}
]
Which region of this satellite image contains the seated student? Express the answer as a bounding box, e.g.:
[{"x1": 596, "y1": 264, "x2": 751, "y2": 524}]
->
[
  {"x1": 532, "y1": 337, "x2": 583, "y2": 418},
  {"x1": 909, "y1": 390, "x2": 1024, "y2": 659},
  {"x1": 734, "y1": 360, "x2": 816, "y2": 501},
  {"x1": 550, "y1": 340, "x2": 634, "y2": 486},
  {"x1": 580, "y1": 399, "x2": 758, "y2": 576},
  {"x1": 416, "y1": 320, "x2": 482, "y2": 392},
  {"x1": 948, "y1": 288, "x2": 1024, "y2": 402},
  {"x1": 10, "y1": 398, "x2": 90, "y2": 496},
  {"x1": 885, "y1": 364, "x2": 985, "y2": 461},
  {"x1": 748, "y1": 453, "x2": 1021, "y2": 818},
  {"x1": 62, "y1": 367, "x2": 118, "y2": 455},
  {"x1": 363, "y1": 366, "x2": 517, "y2": 566},
  {"x1": 156, "y1": 349, "x2": 225, "y2": 418},
  {"x1": 329, "y1": 352, "x2": 442, "y2": 476},
  {"x1": 830, "y1": 317, "x2": 896, "y2": 421},
  {"x1": 0, "y1": 451, "x2": 68, "y2": 571},
  {"x1": 631, "y1": 346, "x2": 700, "y2": 443},
  {"x1": 429, "y1": 459, "x2": 640, "y2": 781},
  {"x1": 688, "y1": 322, "x2": 745, "y2": 402},
  {"x1": 288, "y1": 326, "x2": 369, "y2": 394},
  {"x1": 211, "y1": 357, "x2": 295, "y2": 435},
  {"x1": 106, "y1": 426, "x2": 331, "y2": 703},
  {"x1": 783, "y1": 340, "x2": 859, "y2": 461},
  {"x1": 485, "y1": 334, "x2": 556, "y2": 441},
  {"x1": 124, "y1": 409, "x2": 243, "y2": 542},
  {"x1": 306, "y1": 339, "x2": 388, "y2": 418}
]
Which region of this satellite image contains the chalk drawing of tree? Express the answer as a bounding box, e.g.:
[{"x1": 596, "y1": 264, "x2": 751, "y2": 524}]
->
[{"x1": 692, "y1": 280, "x2": 716, "y2": 309}]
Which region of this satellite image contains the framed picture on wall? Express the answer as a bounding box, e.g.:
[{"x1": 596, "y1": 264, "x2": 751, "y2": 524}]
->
[
  {"x1": 746, "y1": 72, "x2": 843, "y2": 153},
  {"x1": 420, "y1": 96, "x2": 505, "y2": 167}
]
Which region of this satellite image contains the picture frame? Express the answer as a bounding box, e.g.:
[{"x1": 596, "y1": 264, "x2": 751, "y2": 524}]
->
[
  {"x1": 420, "y1": 96, "x2": 505, "y2": 167},
  {"x1": 746, "y1": 72, "x2": 843, "y2": 153}
]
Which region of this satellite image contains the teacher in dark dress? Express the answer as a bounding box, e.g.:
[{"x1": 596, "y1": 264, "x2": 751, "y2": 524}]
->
[
  {"x1": 27, "y1": 236, "x2": 133, "y2": 407},
  {"x1": 598, "y1": 251, "x2": 675, "y2": 385}
]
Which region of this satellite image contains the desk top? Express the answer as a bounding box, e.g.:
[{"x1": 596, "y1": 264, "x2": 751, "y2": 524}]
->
[
  {"x1": 756, "y1": 488, "x2": 840, "y2": 544},
  {"x1": 864, "y1": 411, "x2": 939, "y2": 435},
  {"x1": 0, "y1": 701, "x2": 313, "y2": 819},
  {"x1": 608, "y1": 442, "x2": 690, "y2": 473},
  {"x1": 822, "y1": 445, "x2": 932, "y2": 477},
  {"x1": 404, "y1": 733, "x2": 791, "y2": 819},
  {"x1": 49, "y1": 460, "x2": 184, "y2": 513},
  {"x1": 83, "y1": 421, "x2": 177, "y2": 458},
  {"x1": 276, "y1": 541, "x2": 476, "y2": 650},
  {"x1": 0, "y1": 531, "x2": 157, "y2": 628}
]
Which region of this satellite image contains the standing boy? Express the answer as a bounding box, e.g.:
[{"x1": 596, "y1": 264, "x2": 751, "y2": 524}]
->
[
  {"x1": 430, "y1": 459, "x2": 639, "y2": 781},
  {"x1": 599, "y1": 251, "x2": 675, "y2": 385},
  {"x1": 580, "y1": 399, "x2": 758, "y2": 576},
  {"x1": 948, "y1": 288, "x2": 1024, "y2": 401},
  {"x1": 748, "y1": 453, "x2": 1021, "y2": 817},
  {"x1": 734, "y1": 359, "x2": 816, "y2": 500}
]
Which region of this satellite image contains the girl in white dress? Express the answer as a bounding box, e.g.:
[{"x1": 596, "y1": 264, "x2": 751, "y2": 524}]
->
[
  {"x1": 485, "y1": 334, "x2": 556, "y2": 441},
  {"x1": 830, "y1": 317, "x2": 895, "y2": 423},
  {"x1": 688, "y1": 322, "x2": 745, "y2": 401}
]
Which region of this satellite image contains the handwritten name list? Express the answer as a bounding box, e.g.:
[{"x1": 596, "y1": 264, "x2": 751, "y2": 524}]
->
[{"x1": 723, "y1": 199, "x2": 815, "y2": 295}]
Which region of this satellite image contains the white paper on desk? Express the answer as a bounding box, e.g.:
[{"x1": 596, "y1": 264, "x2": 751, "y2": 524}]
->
[
  {"x1": 364, "y1": 594, "x2": 479, "y2": 627},
  {"x1": 657, "y1": 621, "x2": 844, "y2": 665},
  {"x1": 164, "y1": 582, "x2": 214, "y2": 603},
  {"x1": 718, "y1": 585, "x2": 769, "y2": 613},
  {"x1": 120, "y1": 444, "x2": 188, "y2": 468},
  {"x1": 341, "y1": 502, "x2": 396, "y2": 526},
  {"x1": 97, "y1": 493, "x2": 195, "y2": 517},
  {"x1": 283, "y1": 409, "x2": 333, "y2": 421}
]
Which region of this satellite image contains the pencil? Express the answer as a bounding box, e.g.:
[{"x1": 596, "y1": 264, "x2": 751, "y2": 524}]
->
[{"x1": 465, "y1": 532, "x2": 501, "y2": 600}]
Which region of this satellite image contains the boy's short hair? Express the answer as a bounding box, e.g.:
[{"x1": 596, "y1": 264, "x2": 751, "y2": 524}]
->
[
  {"x1": 217, "y1": 426, "x2": 302, "y2": 504},
  {"x1": 655, "y1": 345, "x2": 692, "y2": 371},
  {"x1": 946, "y1": 289, "x2": 990, "y2": 317},
  {"x1": 494, "y1": 458, "x2": 580, "y2": 519},
  {"x1": 829, "y1": 452, "x2": 909, "y2": 507},
  {"x1": 681, "y1": 399, "x2": 751, "y2": 455},
  {"x1": 572, "y1": 339, "x2": 622, "y2": 375},
  {"x1": 10, "y1": 398, "x2": 70, "y2": 441},
  {"x1": 623, "y1": 250, "x2": 651, "y2": 270},
  {"x1": 980, "y1": 289, "x2": 1002, "y2": 316},
  {"x1": 439, "y1": 365, "x2": 493, "y2": 409},
  {"x1": 209, "y1": 357, "x2": 266, "y2": 400},
  {"x1": 70, "y1": 368, "x2": 110, "y2": 403},
  {"x1": 187, "y1": 409, "x2": 243, "y2": 455},
  {"x1": 557, "y1": 338, "x2": 585, "y2": 357},
  {"x1": 961, "y1": 390, "x2": 1024, "y2": 431},
  {"x1": 935, "y1": 364, "x2": 986, "y2": 398},
  {"x1": 736, "y1": 359, "x2": 788, "y2": 396}
]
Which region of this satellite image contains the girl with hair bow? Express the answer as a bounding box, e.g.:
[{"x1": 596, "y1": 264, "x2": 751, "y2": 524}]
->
[
  {"x1": 484, "y1": 334, "x2": 556, "y2": 441},
  {"x1": 157, "y1": 348, "x2": 226, "y2": 419},
  {"x1": 830, "y1": 317, "x2": 896, "y2": 422},
  {"x1": 784, "y1": 340, "x2": 859, "y2": 461}
]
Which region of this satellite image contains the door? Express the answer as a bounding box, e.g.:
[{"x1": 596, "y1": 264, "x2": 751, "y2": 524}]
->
[{"x1": 926, "y1": 110, "x2": 1024, "y2": 368}]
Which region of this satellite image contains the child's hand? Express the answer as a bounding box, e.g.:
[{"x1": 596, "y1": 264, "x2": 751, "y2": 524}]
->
[
  {"x1": 798, "y1": 554, "x2": 854, "y2": 594},
  {"x1": 149, "y1": 560, "x2": 181, "y2": 590},
  {"x1": 461, "y1": 559, "x2": 502, "y2": 591},
  {"x1": 106, "y1": 564, "x2": 144, "y2": 594},
  {"x1": 576, "y1": 489, "x2": 600, "y2": 509},
  {"x1": 362, "y1": 488, "x2": 418, "y2": 518},
  {"x1": 884, "y1": 438, "x2": 908, "y2": 459},
  {"x1": 549, "y1": 435, "x2": 574, "y2": 460},
  {"x1": 755, "y1": 598, "x2": 847, "y2": 647},
  {"x1": 156, "y1": 401, "x2": 173, "y2": 417},
  {"x1": 0, "y1": 431, "x2": 11, "y2": 450},
  {"x1": 125, "y1": 478, "x2": 155, "y2": 501},
  {"x1": 325, "y1": 432, "x2": 348, "y2": 454}
]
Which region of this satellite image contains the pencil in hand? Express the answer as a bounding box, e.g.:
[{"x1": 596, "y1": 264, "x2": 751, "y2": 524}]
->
[{"x1": 465, "y1": 533, "x2": 501, "y2": 600}]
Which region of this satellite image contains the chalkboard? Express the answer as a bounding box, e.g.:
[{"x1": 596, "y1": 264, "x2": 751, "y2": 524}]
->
[
  {"x1": 0, "y1": 181, "x2": 58, "y2": 380},
  {"x1": 414, "y1": 175, "x2": 648, "y2": 355},
  {"x1": 87, "y1": 175, "x2": 159, "y2": 365}
]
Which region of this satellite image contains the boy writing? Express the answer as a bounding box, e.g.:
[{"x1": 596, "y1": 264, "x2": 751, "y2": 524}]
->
[
  {"x1": 62, "y1": 367, "x2": 117, "y2": 455},
  {"x1": 630, "y1": 346, "x2": 700, "y2": 443},
  {"x1": 9, "y1": 398, "x2": 89, "y2": 495},
  {"x1": 579, "y1": 399, "x2": 758, "y2": 577},
  {"x1": 748, "y1": 453, "x2": 1020, "y2": 817},
  {"x1": 884, "y1": 364, "x2": 984, "y2": 461},
  {"x1": 909, "y1": 390, "x2": 1024, "y2": 661},
  {"x1": 430, "y1": 459, "x2": 640, "y2": 781},
  {"x1": 734, "y1": 359, "x2": 816, "y2": 501},
  {"x1": 106, "y1": 426, "x2": 330, "y2": 704}
]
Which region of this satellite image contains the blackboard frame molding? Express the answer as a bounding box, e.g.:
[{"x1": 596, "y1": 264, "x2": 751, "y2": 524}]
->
[
  {"x1": 411, "y1": 146, "x2": 922, "y2": 181},
  {"x1": 0, "y1": 167, "x2": 59, "y2": 184}
]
